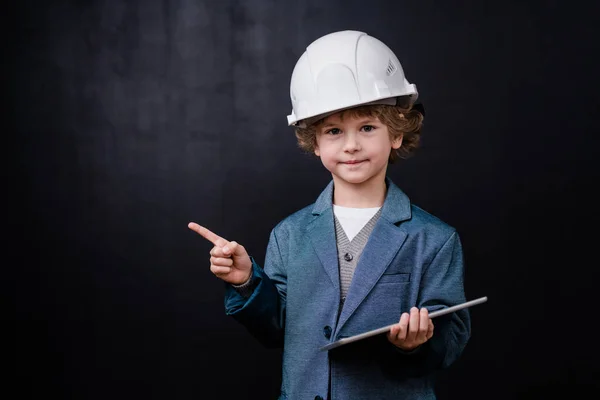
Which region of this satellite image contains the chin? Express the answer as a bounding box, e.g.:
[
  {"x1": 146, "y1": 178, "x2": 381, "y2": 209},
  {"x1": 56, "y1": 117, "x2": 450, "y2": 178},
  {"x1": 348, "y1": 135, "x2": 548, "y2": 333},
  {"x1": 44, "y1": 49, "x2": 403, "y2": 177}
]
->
[{"x1": 335, "y1": 174, "x2": 372, "y2": 185}]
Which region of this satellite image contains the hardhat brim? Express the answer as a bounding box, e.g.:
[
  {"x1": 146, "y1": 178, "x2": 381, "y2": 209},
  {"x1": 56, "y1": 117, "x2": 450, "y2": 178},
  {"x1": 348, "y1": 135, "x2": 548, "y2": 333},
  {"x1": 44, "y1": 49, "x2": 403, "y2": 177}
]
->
[{"x1": 288, "y1": 94, "x2": 420, "y2": 128}]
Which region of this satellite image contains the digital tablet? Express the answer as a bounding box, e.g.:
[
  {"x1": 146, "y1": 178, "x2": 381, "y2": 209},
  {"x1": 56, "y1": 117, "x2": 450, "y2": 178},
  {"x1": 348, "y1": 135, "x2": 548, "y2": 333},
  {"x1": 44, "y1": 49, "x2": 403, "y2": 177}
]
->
[{"x1": 320, "y1": 296, "x2": 488, "y2": 351}]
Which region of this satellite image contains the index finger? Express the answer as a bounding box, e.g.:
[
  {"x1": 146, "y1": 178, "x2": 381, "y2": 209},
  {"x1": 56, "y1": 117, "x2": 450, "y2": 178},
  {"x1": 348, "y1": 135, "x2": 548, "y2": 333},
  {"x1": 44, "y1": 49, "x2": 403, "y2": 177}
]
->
[
  {"x1": 419, "y1": 308, "x2": 429, "y2": 332},
  {"x1": 188, "y1": 222, "x2": 227, "y2": 246}
]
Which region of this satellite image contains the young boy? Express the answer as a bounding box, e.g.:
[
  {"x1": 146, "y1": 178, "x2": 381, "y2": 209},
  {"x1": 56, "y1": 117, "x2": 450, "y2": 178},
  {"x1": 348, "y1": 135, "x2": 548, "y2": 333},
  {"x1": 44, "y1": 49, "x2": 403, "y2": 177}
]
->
[{"x1": 189, "y1": 30, "x2": 470, "y2": 399}]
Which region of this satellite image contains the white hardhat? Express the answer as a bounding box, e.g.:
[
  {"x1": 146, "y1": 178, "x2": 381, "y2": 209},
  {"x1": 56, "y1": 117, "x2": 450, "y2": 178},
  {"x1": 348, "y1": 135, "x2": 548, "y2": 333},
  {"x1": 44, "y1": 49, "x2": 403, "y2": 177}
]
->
[{"x1": 287, "y1": 30, "x2": 418, "y2": 128}]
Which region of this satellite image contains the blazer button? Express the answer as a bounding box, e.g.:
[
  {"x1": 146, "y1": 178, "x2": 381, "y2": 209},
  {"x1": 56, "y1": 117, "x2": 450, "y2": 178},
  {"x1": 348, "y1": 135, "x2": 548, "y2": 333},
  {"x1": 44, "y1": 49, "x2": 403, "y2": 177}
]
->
[
  {"x1": 344, "y1": 252, "x2": 353, "y2": 262},
  {"x1": 323, "y1": 325, "x2": 332, "y2": 339},
  {"x1": 315, "y1": 396, "x2": 324, "y2": 400}
]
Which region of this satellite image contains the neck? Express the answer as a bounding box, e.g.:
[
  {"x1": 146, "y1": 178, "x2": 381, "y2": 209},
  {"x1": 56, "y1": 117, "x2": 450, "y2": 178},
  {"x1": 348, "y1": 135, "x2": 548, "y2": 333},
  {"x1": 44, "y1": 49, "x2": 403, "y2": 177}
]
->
[{"x1": 332, "y1": 176, "x2": 387, "y2": 208}]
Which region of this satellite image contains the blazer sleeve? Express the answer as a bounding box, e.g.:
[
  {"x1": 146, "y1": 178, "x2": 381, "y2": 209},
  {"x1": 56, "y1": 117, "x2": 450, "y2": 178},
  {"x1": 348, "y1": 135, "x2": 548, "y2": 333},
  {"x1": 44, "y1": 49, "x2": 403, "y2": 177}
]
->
[
  {"x1": 385, "y1": 230, "x2": 471, "y2": 374},
  {"x1": 223, "y1": 228, "x2": 287, "y2": 348}
]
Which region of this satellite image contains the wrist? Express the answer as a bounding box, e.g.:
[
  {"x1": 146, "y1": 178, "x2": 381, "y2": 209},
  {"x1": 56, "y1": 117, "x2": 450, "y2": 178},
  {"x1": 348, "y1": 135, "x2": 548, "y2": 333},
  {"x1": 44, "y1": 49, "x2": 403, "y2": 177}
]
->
[
  {"x1": 232, "y1": 271, "x2": 253, "y2": 288},
  {"x1": 392, "y1": 342, "x2": 422, "y2": 354},
  {"x1": 231, "y1": 270, "x2": 255, "y2": 298}
]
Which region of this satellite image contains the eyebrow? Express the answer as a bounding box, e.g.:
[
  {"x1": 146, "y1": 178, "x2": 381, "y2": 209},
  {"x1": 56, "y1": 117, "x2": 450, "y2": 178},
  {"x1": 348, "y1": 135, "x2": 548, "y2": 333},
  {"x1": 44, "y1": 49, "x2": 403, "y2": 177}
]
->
[
  {"x1": 320, "y1": 118, "x2": 377, "y2": 129},
  {"x1": 321, "y1": 123, "x2": 338, "y2": 129},
  {"x1": 354, "y1": 118, "x2": 377, "y2": 125}
]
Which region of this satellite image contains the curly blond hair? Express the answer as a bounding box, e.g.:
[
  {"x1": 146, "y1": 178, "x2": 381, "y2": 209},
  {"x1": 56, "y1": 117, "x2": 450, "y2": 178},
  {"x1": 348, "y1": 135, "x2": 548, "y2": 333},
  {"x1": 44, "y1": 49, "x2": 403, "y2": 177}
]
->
[{"x1": 294, "y1": 103, "x2": 423, "y2": 163}]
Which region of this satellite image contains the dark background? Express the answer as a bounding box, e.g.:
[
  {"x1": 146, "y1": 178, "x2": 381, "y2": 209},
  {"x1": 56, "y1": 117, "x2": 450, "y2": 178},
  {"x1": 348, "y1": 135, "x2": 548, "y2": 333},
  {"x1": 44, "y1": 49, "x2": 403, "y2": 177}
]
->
[{"x1": 11, "y1": 0, "x2": 600, "y2": 399}]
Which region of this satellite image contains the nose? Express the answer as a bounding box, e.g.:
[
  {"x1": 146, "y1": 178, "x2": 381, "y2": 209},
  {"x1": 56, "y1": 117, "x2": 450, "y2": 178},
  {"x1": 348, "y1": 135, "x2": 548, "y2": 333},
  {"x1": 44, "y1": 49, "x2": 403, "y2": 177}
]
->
[{"x1": 343, "y1": 132, "x2": 360, "y2": 153}]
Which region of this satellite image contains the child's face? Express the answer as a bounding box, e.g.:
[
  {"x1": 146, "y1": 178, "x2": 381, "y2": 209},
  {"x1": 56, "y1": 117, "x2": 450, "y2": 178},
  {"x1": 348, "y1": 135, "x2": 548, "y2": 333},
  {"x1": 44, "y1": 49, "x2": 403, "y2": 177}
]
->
[{"x1": 314, "y1": 112, "x2": 402, "y2": 187}]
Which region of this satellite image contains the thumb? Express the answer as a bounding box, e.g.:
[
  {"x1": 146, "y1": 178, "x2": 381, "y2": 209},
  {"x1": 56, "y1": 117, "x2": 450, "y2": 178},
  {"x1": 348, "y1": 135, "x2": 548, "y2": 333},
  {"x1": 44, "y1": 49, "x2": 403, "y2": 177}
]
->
[{"x1": 223, "y1": 241, "x2": 246, "y2": 257}]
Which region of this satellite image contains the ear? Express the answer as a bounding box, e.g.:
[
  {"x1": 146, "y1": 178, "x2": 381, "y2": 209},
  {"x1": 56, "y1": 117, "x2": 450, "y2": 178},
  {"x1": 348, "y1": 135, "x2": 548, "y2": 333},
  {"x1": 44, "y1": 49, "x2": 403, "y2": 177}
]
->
[
  {"x1": 391, "y1": 135, "x2": 403, "y2": 150},
  {"x1": 314, "y1": 146, "x2": 320, "y2": 157}
]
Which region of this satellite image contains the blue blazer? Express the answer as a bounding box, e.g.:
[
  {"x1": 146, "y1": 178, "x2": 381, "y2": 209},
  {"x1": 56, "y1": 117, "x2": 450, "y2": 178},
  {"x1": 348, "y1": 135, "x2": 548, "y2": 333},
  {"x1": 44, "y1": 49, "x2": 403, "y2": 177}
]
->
[{"x1": 225, "y1": 179, "x2": 471, "y2": 399}]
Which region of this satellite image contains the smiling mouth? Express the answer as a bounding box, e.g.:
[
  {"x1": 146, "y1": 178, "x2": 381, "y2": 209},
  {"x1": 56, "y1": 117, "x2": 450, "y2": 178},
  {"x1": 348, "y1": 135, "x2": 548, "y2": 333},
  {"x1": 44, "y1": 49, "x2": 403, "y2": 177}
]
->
[{"x1": 343, "y1": 160, "x2": 366, "y2": 165}]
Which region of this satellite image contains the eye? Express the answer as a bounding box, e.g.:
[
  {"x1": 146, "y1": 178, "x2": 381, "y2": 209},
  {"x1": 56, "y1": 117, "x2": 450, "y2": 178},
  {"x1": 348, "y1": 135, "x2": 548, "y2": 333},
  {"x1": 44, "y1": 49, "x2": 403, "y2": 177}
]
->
[
  {"x1": 361, "y1": 125, "x2": 375, "y2": 132},
  {"x1": 325, "y1": 128, "x2": 342, "y2": 135}
]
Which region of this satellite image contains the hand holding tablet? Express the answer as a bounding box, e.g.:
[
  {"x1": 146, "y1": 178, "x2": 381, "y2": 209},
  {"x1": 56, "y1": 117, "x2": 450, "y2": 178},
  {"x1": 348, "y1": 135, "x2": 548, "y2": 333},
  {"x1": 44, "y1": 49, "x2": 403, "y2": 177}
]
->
[{"x1": 320, "y1": 296, "x2": 488, "y2": 351}]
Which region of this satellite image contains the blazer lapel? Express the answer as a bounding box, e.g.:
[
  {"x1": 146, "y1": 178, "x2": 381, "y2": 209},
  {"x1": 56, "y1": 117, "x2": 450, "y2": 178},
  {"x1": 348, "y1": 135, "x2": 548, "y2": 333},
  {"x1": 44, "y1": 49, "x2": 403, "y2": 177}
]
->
[
  {"x1": 307, "y1": 181, "x2": 340, "y2": 293},
  {"x1": 335, "y1": 179, "x2": 412, "y2": 334}
]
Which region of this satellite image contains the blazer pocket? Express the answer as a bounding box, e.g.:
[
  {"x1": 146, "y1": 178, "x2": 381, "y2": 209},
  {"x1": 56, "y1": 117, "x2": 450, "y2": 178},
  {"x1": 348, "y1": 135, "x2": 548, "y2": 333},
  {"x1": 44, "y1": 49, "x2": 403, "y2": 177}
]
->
[{"x1": 378, "y1": 272, "x2": 411, "y2": 284}]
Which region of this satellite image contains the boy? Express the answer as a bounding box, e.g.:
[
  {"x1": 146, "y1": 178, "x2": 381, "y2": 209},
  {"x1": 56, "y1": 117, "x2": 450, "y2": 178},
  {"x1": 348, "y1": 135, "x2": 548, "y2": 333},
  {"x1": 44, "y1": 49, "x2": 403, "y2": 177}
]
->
[{"x1": 189, "y1": 30, "x2": 470, "y2": 399}]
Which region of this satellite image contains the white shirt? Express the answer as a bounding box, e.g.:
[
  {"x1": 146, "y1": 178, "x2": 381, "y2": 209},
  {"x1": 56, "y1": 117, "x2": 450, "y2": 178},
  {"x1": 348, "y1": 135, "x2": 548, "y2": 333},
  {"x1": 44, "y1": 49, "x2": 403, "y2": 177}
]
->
[{"x1": 333, "y1": 205, "x2": 382, "y2": 241}]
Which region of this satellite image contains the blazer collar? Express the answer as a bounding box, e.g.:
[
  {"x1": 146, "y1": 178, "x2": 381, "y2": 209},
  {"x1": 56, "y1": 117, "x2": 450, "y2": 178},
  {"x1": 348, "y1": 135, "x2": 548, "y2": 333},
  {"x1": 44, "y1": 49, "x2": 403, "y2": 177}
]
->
[{"x1": 311, "y1": 177, "x2": 412, "y2": 224}]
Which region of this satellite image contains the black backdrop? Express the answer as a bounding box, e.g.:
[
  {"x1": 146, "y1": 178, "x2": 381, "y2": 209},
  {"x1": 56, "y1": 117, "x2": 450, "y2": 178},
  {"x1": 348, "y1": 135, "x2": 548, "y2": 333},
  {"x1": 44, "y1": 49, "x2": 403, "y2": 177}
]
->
[{"x1": 12, "y1": 0, "x2": 600, "y2": 399}]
